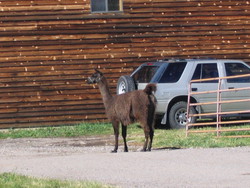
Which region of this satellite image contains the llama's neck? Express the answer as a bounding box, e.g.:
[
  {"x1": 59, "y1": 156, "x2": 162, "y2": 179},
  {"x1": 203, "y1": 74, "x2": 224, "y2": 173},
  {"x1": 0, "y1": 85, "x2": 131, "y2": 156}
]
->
[{"x1": 98, "y1": 77, "x2": 113, "y2": 109}]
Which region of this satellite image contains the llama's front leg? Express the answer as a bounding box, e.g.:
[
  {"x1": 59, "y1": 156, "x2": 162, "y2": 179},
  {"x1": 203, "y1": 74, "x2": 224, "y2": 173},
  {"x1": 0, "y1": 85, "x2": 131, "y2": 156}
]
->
[
  {"x1": 122, "y1": 124, "x2": 128, "y2": 152},
  {"x1": 111, "y1": 121, "x2": 119, "y2": 153}
]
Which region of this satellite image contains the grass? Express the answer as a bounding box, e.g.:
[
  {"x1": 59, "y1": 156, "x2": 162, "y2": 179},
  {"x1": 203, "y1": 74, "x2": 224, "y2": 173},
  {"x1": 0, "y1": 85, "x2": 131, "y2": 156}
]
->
[
  {"x1": 125, "y1": 124, "x2": 250, "y2": 148},
  {"x1": 0, "y1": 173, "x2": 114, "y2": 188},
  {"x1": 0, "y1": 123, "x2": 249, "y2": 148},
  {"x1": 0, "y1": 123, "x2": 112, "y2": 139},
  {"x1": 152, "y1": 128, "x2": 250, "y2": 148}
]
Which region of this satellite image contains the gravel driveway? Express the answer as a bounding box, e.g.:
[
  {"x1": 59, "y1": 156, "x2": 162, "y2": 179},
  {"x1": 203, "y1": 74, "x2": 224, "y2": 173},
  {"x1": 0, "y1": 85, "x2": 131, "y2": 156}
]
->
[{"x1": 0, "y1": 136, "x2": 250, "y2": 188}]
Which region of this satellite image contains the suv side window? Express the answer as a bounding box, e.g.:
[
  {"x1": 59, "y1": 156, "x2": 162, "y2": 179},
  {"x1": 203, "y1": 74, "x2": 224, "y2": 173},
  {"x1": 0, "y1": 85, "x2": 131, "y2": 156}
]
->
[
  {"x1": 158, "y1": 62, "x2": 187, "y2": 83},
  {"x1": 192, "y1": 63, "x2": 219, "y2": 83},
  {"x1": 225, "y1": 63, "x2": 250, "y2": 83},
  {"x1": 133, "y1": 66, "x2": 159, "y2": 83}
]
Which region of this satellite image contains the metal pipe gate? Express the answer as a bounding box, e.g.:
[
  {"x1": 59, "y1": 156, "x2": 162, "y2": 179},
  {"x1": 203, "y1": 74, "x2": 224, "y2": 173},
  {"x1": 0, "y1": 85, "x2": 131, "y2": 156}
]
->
[{"x1": 186, "y1": 74, "x2": 250, "y2": 138}]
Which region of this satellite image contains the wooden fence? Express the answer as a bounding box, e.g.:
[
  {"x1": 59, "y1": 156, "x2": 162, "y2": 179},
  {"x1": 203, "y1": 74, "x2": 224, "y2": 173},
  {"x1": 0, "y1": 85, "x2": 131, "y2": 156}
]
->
[{"x1": 0, "y1": 0, "x2": 250, "y2": 128}]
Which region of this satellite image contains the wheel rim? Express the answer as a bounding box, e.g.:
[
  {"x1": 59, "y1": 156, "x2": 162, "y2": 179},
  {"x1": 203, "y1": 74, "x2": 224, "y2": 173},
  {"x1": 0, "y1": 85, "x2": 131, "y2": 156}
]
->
[
  {"x1": 174, "y1": 108, "x2": 188, "y2": 126},
  {"x1": 118, "y1": 81, "x2": 126, "y2": 94}
]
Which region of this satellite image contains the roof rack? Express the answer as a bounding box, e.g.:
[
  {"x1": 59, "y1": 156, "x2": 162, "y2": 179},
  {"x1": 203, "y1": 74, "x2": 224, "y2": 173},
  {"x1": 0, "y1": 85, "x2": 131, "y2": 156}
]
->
[
  {"x1": 192, "y1": 57, "x2": 217, "y2": 60},
  {"x1": 158, "y1": 57, "x2": 217, "y2": 62},
  {"x1": 161, "y1": 58, "x2": 186, "y2": 62}
]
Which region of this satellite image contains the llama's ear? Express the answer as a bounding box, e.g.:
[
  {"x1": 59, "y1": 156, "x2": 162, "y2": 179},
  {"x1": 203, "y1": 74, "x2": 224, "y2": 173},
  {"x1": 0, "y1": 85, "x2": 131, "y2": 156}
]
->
[{"x1": 95, "y1": 69, "x2": 103, "y2": 75}]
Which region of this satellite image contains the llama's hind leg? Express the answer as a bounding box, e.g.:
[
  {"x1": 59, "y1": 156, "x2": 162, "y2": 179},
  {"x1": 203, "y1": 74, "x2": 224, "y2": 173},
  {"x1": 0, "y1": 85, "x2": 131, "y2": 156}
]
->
[
  {"x1": 122, "y1": 124, "x2": 128, "y2": 152},
  {"x1": 111, "y1": 121, "x2": 119, "y2": 153},
  {"x1": 142, "y1": 125, "x2": 154, "y2": 152},
  {"x1": 147, "y1": 129, "x2": 154, "y2": 151},
  {"x1": 142, "y1": 127, "x2": 149, "y2": 152}
]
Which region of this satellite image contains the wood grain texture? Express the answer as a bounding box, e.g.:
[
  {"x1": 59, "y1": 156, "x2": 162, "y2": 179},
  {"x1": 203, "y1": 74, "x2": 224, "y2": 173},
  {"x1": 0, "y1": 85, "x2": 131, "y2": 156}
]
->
[{"x1": 0, "y1": 0, "x2": 250, "y2": 128}]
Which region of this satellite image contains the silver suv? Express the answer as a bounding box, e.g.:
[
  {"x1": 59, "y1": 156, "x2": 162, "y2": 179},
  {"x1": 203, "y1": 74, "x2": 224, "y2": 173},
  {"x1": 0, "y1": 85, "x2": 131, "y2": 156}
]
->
[{"x1": 117, "y1": 58, "x2": 250, "y2": 129}]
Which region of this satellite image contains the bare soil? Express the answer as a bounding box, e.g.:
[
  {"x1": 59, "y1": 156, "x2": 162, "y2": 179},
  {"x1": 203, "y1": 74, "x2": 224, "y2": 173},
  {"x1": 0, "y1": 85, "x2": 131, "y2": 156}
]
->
[{"x1": 0, "y1": 136, "x2": 250, "y2": 188}]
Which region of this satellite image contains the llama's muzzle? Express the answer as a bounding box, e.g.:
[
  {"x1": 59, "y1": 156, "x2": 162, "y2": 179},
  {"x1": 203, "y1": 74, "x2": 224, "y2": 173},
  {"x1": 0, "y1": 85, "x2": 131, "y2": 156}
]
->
[{"x1": 87, "y1": 77, "x2": 95, "y2": 84}]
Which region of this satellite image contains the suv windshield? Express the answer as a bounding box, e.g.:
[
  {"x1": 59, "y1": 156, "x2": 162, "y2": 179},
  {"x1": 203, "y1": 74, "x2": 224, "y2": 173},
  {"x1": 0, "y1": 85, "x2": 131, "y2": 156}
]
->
[
  {"x1": 159, "y1": 62, "x2": 187, "y2": 83},
  {"x1": 133, "y1": 66, "x2": 159, "y2": 83}
]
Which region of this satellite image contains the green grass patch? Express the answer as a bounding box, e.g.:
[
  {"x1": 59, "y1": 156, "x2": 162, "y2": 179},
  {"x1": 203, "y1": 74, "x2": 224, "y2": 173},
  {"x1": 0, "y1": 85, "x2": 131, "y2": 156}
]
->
[
  {"x1": 126, "y1": 124, "x2": 250, "y2": 149},
  {"x1": 152, "y1": 125, "x2": 250, "y2": 149},
  {"x1": 153, "y1": 129, "x2": 250, "y2": 148},
  {"x1": 0, "y1": 173, "x2": 114, "y2": 188},
  {"x1": 0, "y1": 123, "x2": 249, "y2": 148},
  {"x1": 0, "y1": 123, "x2": 112, "y2": 139}
]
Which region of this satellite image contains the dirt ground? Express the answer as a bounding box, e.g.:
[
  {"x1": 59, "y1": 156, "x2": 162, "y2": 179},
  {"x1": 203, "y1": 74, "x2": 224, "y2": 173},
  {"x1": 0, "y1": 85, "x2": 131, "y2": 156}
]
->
[{"x1": 0, "y1": 136, "x2": 250, "y2": 188}]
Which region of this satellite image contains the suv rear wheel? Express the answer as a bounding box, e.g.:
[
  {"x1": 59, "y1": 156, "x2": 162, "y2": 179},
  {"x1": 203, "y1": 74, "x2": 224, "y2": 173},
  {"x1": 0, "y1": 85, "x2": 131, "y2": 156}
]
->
[
  {"x1": 116, "y1": 75, "x2": 136, "y2": 94},
  {"x1": 168, "y1": 101, "x2": 197, "y2": 129}
]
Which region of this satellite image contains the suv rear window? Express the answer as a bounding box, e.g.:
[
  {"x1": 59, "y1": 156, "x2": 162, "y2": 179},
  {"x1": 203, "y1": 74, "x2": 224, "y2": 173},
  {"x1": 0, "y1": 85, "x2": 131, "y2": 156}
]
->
[
  {"x1": 225, "y1": 63, "x2": 250, "y2": 83},
  {"x1": 133, "y1": 66, "x2": 159, "y2": 83},
  {"x1": 159, "y1": 62, "x2": 187, "y2": 83}
]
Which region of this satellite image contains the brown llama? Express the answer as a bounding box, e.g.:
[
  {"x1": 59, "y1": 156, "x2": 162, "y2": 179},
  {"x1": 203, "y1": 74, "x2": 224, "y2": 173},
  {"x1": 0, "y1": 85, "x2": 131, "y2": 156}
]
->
[{"x1": 87, "y1": 69, "x2": 157, "y2": 152}]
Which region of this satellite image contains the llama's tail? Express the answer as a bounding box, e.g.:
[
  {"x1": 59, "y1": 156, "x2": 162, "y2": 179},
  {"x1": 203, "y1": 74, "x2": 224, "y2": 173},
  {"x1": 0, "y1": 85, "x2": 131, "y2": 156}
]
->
[{"x1": 143, "y1": 84, "x2": 157, "y2": 95}]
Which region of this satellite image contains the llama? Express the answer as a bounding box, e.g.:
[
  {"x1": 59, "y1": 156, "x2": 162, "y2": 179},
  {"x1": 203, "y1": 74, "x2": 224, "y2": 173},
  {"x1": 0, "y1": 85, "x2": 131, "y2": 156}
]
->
[{"x1": 87, "y1": 69, "x2": 157, "y2": 152}]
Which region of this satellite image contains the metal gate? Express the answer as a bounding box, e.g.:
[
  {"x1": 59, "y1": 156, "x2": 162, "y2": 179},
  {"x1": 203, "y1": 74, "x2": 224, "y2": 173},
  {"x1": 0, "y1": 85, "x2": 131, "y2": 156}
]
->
[{"x1": 186, "y1": 74, "x2": 250, "y2": 138}]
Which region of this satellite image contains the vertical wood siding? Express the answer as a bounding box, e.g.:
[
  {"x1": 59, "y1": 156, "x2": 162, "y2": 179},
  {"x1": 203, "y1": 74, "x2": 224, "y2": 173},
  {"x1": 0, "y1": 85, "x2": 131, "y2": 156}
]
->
[{"x1": 0, "y1": 0, "x2": 250, "y2": 128}]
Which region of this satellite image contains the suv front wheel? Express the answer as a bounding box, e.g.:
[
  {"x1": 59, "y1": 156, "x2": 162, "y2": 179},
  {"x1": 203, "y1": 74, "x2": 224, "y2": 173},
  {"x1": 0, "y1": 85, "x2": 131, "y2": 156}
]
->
[{"x1": 168, "y1": 101, "x2": 197, "y2": 129}]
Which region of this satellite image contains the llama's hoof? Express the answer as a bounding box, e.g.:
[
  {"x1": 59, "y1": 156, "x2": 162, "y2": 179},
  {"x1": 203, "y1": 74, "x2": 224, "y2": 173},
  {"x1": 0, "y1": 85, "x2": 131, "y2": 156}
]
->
[
  {"x1": 124, "y1": 149, "x2": 128, "y2": 152},
  {"x1": 140, "y1": 149, "x2": 147, "y2": 152},
  {"x1": 111, "y1": 150, "x2": 117, "y2": 153}
]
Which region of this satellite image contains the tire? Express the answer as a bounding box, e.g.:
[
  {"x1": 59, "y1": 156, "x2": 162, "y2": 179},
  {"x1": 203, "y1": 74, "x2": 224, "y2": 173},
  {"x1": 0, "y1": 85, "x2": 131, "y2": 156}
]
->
[
  {"x1": 168, "y1": 101, "x2": 197, "y2": 129},
  {"x1": 116, "y1": 75, "x2": 136, "y2": 95}
]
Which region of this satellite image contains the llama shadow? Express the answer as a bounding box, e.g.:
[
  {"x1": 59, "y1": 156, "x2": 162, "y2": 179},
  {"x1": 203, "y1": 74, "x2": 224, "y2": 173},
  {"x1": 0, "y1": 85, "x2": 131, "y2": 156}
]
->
[{"x1": 153, "y1": 147, "x2": 182, "y2": 151}]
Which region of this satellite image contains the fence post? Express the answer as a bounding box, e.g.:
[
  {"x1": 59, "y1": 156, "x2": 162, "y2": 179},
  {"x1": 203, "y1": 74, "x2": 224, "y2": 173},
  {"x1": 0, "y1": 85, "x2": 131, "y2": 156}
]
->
[
  {"x1": 186, "y1": 81, "x2": 192, "y2": 137},
  {"x1": 216, "y1": 78, "x2": 222, "y2": 137}
]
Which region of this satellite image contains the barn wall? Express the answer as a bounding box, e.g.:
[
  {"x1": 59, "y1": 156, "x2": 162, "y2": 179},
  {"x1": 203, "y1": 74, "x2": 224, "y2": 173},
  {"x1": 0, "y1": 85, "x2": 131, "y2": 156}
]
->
[{"x1": 0, "y1": 0, "x2": 250, "y2": 128}]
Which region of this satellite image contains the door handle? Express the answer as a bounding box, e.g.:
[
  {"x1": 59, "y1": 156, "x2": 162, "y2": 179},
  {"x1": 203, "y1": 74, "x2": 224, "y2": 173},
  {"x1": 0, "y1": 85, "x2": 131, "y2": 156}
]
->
[
  {"x1": 192, "y1": 88, "x2": 198, "y2": 91},
  {"x1": 228, "y1": 87, "x2": 234, "y2": 89}
]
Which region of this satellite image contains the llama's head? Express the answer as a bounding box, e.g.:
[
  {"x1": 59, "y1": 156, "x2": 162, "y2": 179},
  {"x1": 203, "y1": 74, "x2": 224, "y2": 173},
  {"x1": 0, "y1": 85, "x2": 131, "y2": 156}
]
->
[{"x1": 87, "y1": 69, "x2": 103, "y2": 84}]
